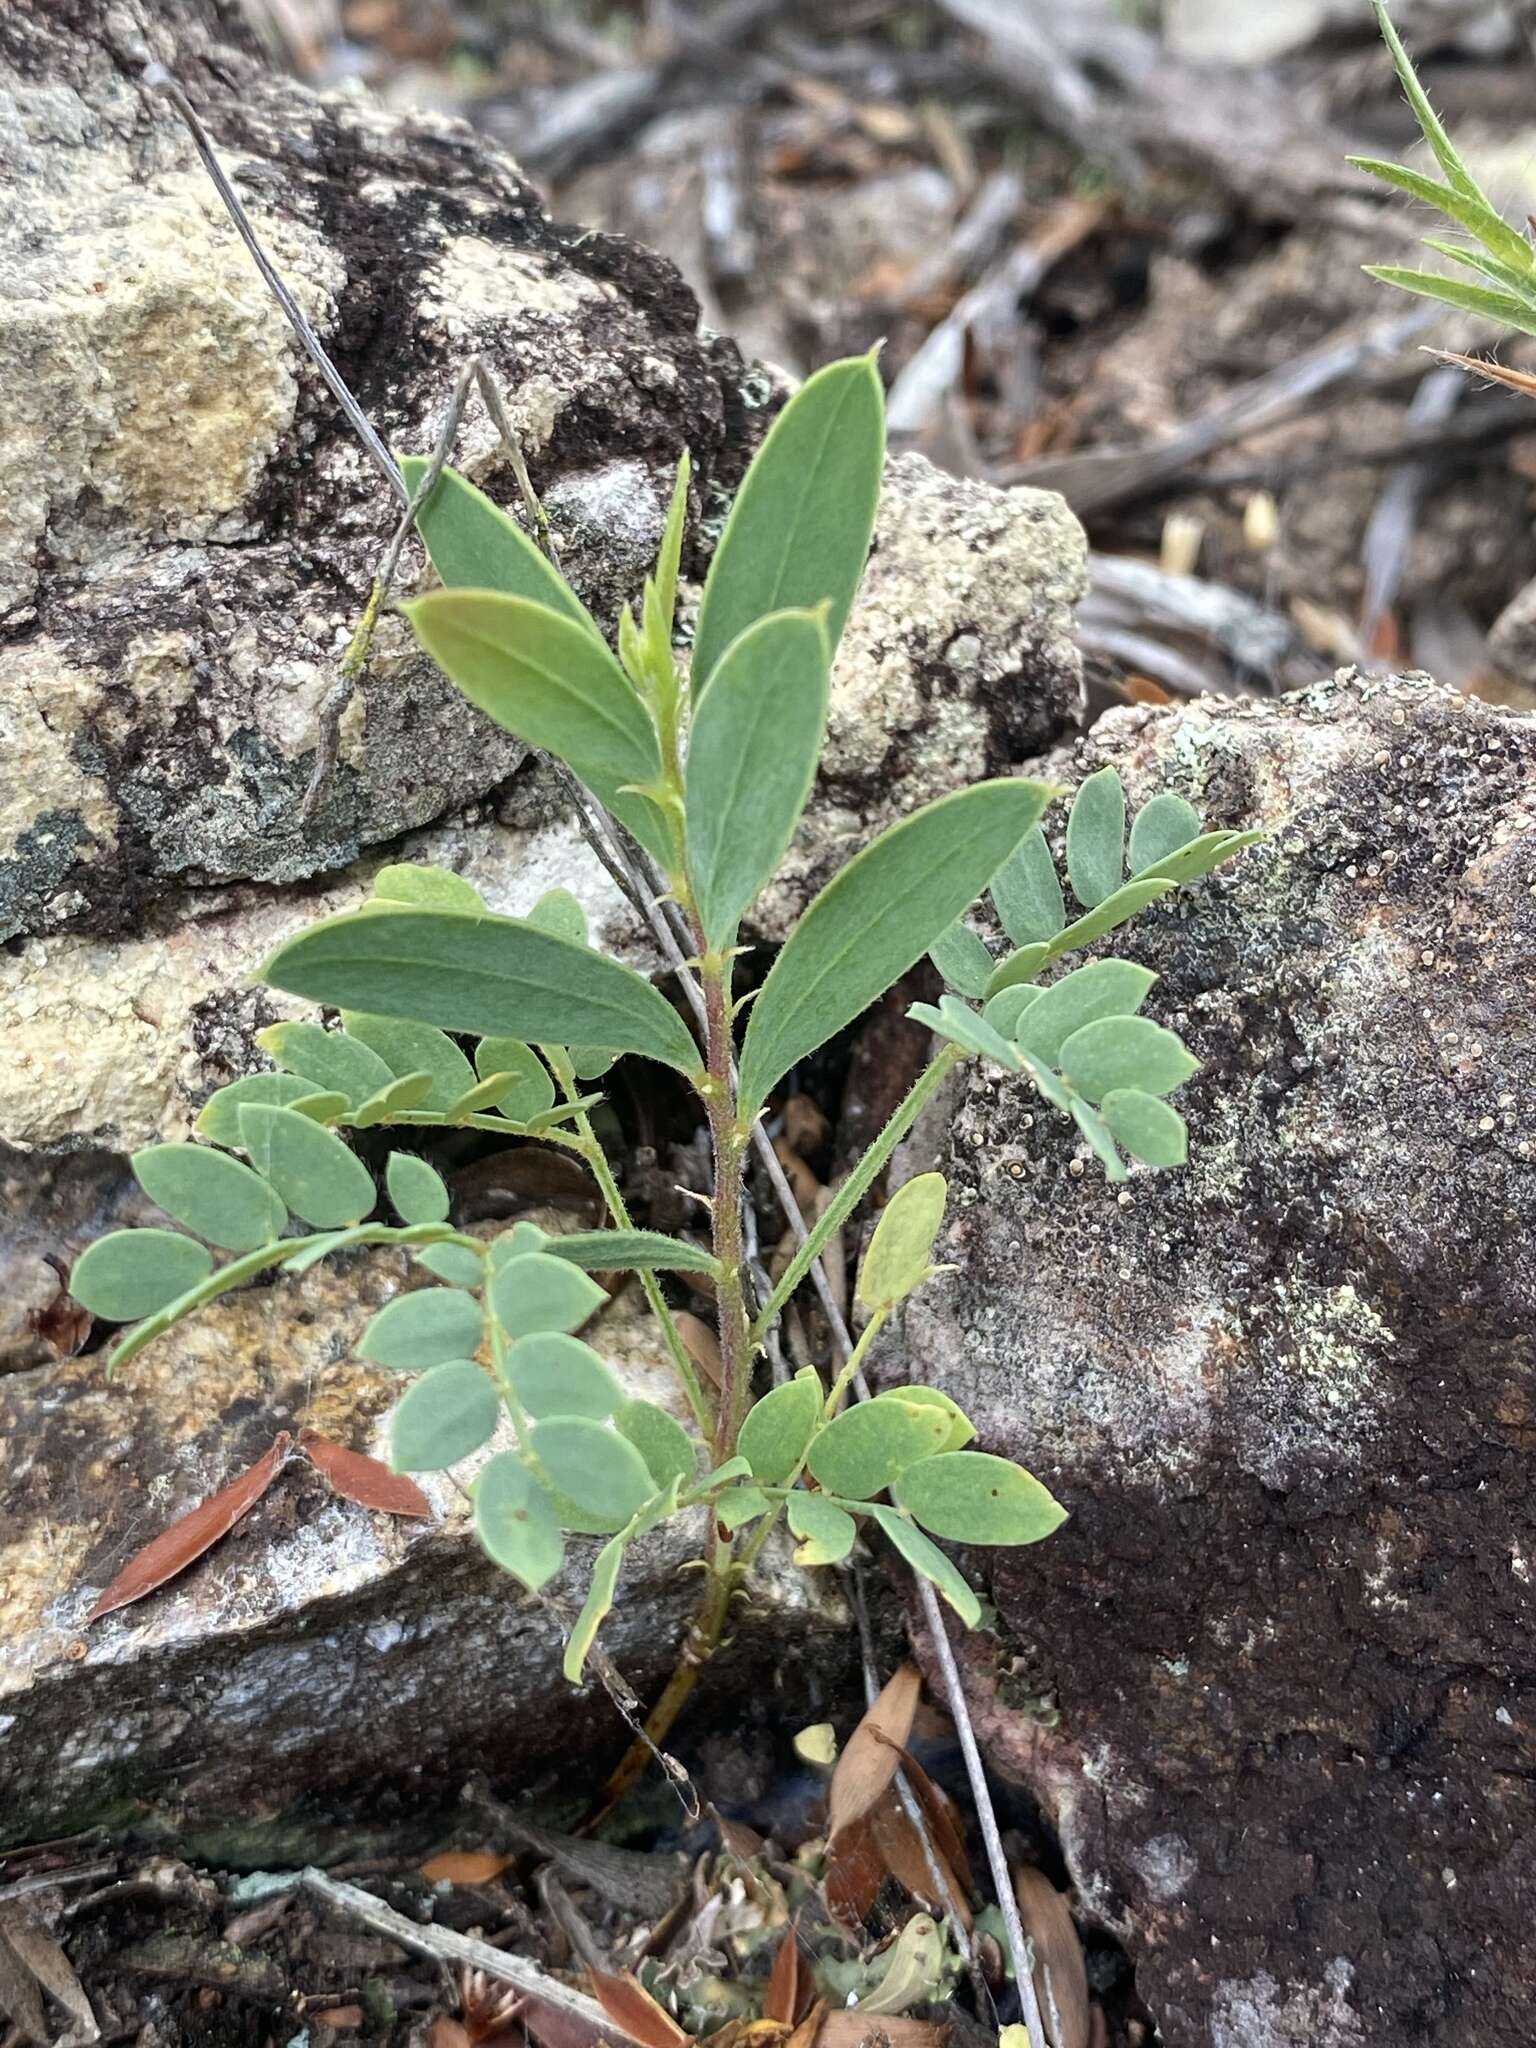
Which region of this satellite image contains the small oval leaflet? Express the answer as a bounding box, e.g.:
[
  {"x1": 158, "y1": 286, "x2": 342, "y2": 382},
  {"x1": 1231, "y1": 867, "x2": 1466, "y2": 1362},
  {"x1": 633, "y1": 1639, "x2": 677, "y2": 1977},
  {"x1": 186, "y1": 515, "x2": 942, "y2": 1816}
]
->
[
  {"x1": 806, "y1": 1396, "x2": 951, "y2": 1501},
  {"x1": 739, "y1": 1370, "x2": 824, "y2": 1484},
  {"x1": 195, "y1": 1072, "x2": 317, "y2": 1148},
  {"x1": 876, "y1": 1385, "x2": 974, "y2": 1453},
  {"x1": 489, "y1": 1252, "x2": 606, "y2": 1340},
  {"x1": 1064, "y1": 766, "x2": 1126, "y2": 910},
  {"x1": 371, "y1": 857, "x2": 488, "y2": 913},
  {"x1": 614, "y1": 1398, "x2": 697, "y2": 1491},
  {"x1": 982, "y1": 942, "x2": 1052, "y2": 1003},
  {"x1": 868, "y1": 1505, "x2": 981, "y2": 1628},
  {"x1": 1015, "y1": 959, "x2": 1157, "y2": 1069},
  {"x1": 391, "y1": 1361, "x2": 500, "y2": 1472},
  {"x1": 386, "y1": 1153, "x2": 451, "y2": 1227},
  {"x1": 526, "y1": 886, "x2": 590, "y2": 946},
  {"x1": 473, "y1": 1039, "x2": 555, "y2": 1123},
  {"x1": 256, "y1": 1021, "x2": 395, "y2": 1108},
  {"x1": 507, "y1": 1332, "x2": 621, "y2": 1420},
  {"x1": 1101, "y1": 1088, "x2": 1188, "y2": 1167},
  {"x1": 237, "y1": 1104, "x2": 378, "y2": 1229},
  {"x1": 359, "y1": 1287, "x2": 483, "y2": 1372},
  {"x1": 928, "y1": 920, "x2": 995, "y2": 1000},
  {"x1": 788, "y1": 1491, "x2": 857, "y2": 1567},
  {"x1": 857, "y1": 1173, "x2": 948, "y2": 1314},
  {"x1": 1057, "y1": 1015, "x2": 1200, "y2": 1102},
  {"x1": 716, "y1": 1485, "x2": 772, "y2": 1531},
  {"x1": 70, "y1": 1228, "x2": 215, "y2": 1323},
  {"x1": 343, "y1": 1012, "x2": 476, "y2": 1111},
  {"x1": 982, "y1": 984, "x2": 1042, "y2": 1038},
  {"x1": 1128, "y1": 792, "x2": 1202, "y2": 875},
  {"x1": 415, "y1": 1243, "x2": 484, "y2": 1287},
  {"x1": 474, "y1": 1452, "x2": 565, "y2": 1591},
  {"x1": 531, "y1": 1416, "x2": 655, "y2": 1524},
  {"x1": 892, "y1": 1450, "x2": 1067, "y2": 1546},
  {"x1": 989, "y1": 827, "x2": 1065, "y2": 946},
  {"x1": 131, "y1": 1143, "x2": 286, "y2": 1254}
]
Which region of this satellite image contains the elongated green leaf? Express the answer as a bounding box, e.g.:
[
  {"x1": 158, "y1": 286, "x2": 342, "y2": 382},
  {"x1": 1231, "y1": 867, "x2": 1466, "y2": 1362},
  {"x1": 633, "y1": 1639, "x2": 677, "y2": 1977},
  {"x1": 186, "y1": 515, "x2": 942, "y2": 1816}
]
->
[
  {"x1": 693, "y1": 353, "x2": 885, "y2": 691},
  {"x1": 402, "y1": 459, "x2": 597, "y2": 633},
  {"x1": 642, "y1": 450, "x2": 691, "y2": 686},
  {"x1": 806, "y1": 1396, "x2": 951, "y2": 1501},
  {"x1": 685, "y1": 608, "x2": 830, "y2": 947},
  {"x1": 262, "y1": 909, "x2": 702, "y2": 1075},
  {"x1": 386, "y1": 1153, "x2": 450, "y2": 1226},
  {"x1": 506, "y1": 1332, "x2": 621, "y2": 1420},
  {"x1": 416, "y1": 1243, "x2": 484, "y2": 1286},
  {"x1": 1065, "y1": 767, "x2": 1125, "y2": 909},
  {"x1": 474, "y1": 1451, "x2": 565, "y2": 1591},
  {"x1": 858, "y1": 1172, "x2": 947, "y2": 1314},
  {"x1": 717, "y1": 1485, "x2": 772, "y2": 1531},
  {"x1": 1058, "y1": 1016, "x2": 1199, "y2": 1102},
  {"x1": 877, "y1": 1385, "x2": 974, "y2": 1453},
  {"x1": 1015, "y1": 960, "x2": 1156, "y2": 1068},
  {"x1": 1070, "y1": 1096, "x2": 1127, "y2": 1183},
  {"x1": 132, "y1": 1144, "x2": 286, "y2": 1253},
  {"x1": 391, "y1": 1360, "x2": 499, "y2": 1471},
  {"x1": 350, "y1": 1072, "x2": 435, "y2": 1128},
  {"x1": 907, "y1": 996, "x2": 1021, "y2": 1070},
  {"x1": 342, "y1": 1012, "x2": 475, "y2": 1112},
  {"x1": 1101, "y1": 1088, "x2": 1188, "y2": 1167},
  {"x1": 990, "y1": 828, "x2": 1064, "y2": 946},
  {"x1": 1369, "y1": 0, "x2": 1482, "y2": 204},
  {"x1": 359, "y1": 1287, "x2": 483, "y2": 1370},
  {"x1": 196, "y1": 1072, "x2": 318, "y2": 1148},
  {"x1": 238, "y1": 1104, "x2": 377, "y2": 1228},
  {"x1": 1046, "y1": 878, "x2": 1175, "y2": 958},
  {"x1": 404, "y1": 591, "x2": 670, "y2": 861},
  {"x1": 256, "y1": 1022, "x2": 395, "y2": 1108},
  {"x1": 893, "y1": 1451, "x2": 1066, "y2": 1546},
  {"x1": 532, "y1": 1416, "x2": 655, "y2": 1523},
  {"x1": 695, "y1": 1455, "x2": 752, "y2": 1492},
  {"x1": 928, "y1": 921, "x2": 994, "y2": 1000},
  {"x1": 564, "y1": 1531, "x2": 626, "y2": 1682},
  {"x1": 526, "y1": 1095, "x2": 605, "y2": 1133},
  {"x1": 1136, "y1": 829, "x2": 1264, "y2": 887},
  {"x1": 615, "y1": 1398, "x2": 697, "y2": 1490},
  {"x1": 983, "y1": 942, "x2": 1052, "y2": 1002},
  {"x1": 868, "y1": 1505, "x2": 980, "y2": 1627},
  {"x1": 472, "y1": 1038, "x2": 555, "y2": 1121},
  {"x1": 1346, "y1": 155, "x2": 1535, "y2": 278},
  {"x1": 544, "y1": 1230, "x2": 719, "y2": 1276},
  {"x1": 788, "y1": 1491, "x2": 857, "y2": 1567},
  {"x1": 1128, "y1": 795, "x2": 1202, "y2": 878},
  {"x1": 489, "y1": 1251, "x2": 605, "y2": 1339},
  {"x1": 739, "y1": 1370, "x2": 824, "y2": 1484},
  {"x1": 738, "y1": 779, "x2": 1055, "y2": 1116},
  {"x1": 1421, "y1": 237, "x2": 1536, "y2": 297},
  {"x1": 982, "y1": 984, "x2": 1042, "y2": 1038},
  {"x1": 70, "y1": 1228, "x2": 214, "y2": 1321},
  {"x1": 372, "y1": 861, "x2": 487, "y2": 913},
  {"x1": 1362, "y1": 264, "x2": 1536, "y2": 339}
]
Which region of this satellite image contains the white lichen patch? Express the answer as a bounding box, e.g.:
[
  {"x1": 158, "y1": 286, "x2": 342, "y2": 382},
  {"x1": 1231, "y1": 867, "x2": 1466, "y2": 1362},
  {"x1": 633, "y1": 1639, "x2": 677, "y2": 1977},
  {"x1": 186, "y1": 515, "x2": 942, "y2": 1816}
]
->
[{"x1": 1211, "y1": 1959, "x2": 1364, "y2": 2048}]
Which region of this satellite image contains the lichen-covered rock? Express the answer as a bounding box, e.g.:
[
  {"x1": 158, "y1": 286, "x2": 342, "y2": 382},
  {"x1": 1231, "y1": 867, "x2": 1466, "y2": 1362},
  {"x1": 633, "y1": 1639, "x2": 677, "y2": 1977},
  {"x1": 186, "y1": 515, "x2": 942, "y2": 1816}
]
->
[
  {"x1": 897, "y1": 673, "x2": 1536, "y2": 2047},
  {"x1": 0, "y1": 1215, "x2": 843, "y2": 1844},
  {"x1": 0, "y1": 0, "x2": 1083, "y2": 948}
]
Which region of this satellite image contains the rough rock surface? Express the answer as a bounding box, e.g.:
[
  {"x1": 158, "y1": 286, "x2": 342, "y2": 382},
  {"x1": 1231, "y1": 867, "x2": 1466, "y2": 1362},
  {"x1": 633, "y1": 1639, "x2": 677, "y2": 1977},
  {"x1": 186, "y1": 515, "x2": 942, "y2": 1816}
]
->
[
  {"x1": 897, "y1": 672, "x2": 1536, "y2": 2047},
  {"x1": 0, "y1": 0, "x2": 1083, "y2": 951}
]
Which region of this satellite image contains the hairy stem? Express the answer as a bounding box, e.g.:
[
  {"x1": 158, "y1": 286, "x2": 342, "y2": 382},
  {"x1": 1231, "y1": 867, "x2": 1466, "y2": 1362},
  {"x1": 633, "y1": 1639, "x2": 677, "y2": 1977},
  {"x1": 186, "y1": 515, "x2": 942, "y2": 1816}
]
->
[
  {"x1": 700, "y1": 952, "x2": 750, "y2": 1458},
  {"x1": 748, "y1": 1045, "x2": 963, "y2": 1348}
]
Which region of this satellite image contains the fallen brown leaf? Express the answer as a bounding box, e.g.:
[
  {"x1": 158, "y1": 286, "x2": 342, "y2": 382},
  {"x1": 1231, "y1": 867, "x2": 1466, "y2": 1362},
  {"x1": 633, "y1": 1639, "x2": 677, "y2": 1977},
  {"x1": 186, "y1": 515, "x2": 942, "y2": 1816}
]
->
[
  {"x1": 1013, "y1": 1869, "x2": 1089, "y2": 2048},
  {"x1": 869, "y1": 1792, "x2": 971, "y2": 1931},
  {"x1": 828, "y1": 1663, "x2": 922, "y2": 1841},
  {"x1": 589, "y1": 1970, "x2": 689, "y2": 2048},
  {"x1": 86, "y1": 1433, "x2": 293, "y2": 1623},
  {"x1": 866, "y1": 1732, "x2": 974, "y2": 1893},
  {"x1": 299, "y1": 1429, "x2": 431, "y2": 1518},
  {"x1": 823, "y1": 1815, "x2": 885, "y2": 1930},
  {"x1": 419, "y1": 1849, "x2": 514, "y2": 1885},
  {"x1": 763, "y1": 1924, "x2": 802, "y2": 2027},
  {"x1": 675, "y1": 1312, "x2": 724, "y2": 1390}
]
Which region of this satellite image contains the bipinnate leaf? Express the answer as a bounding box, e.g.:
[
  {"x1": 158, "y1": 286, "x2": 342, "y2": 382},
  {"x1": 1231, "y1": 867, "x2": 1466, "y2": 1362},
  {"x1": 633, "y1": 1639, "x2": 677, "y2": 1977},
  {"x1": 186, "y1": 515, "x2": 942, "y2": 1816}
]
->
[
  {"x1": 1064, "y1": 766, "x2": 1125, "y2": 909},
  {"x1": 474, "y1": 1451, "x2": 565, "y2": 1591},
  {"x1": 869, "y1": 1506, "x2": 981, "y2": 1629},
  {"x1": 893, "y1": 1450, "x2": 1067, "y2": 1545},
  {"x1": 343, "y1": 1012, "x2": 476, "y2": 1111},
  {"x1": 615, "y1": 1398, "x2": 697, "y2": 1490},
  {"x1": 828, "y1": 1660, "x2": 921, "y2": 1839},
  {"x1": 70, "y1": 1228, "x2": 215, "y2": 1322},
  {"x1": 238, "y1": 1104, "x2": 378, "y2": 1228},
  {"x1": 472, "y1": 1038, "x2": 555, "y2": 1122},
  {"x1": 788, "y1": 1491, "x2": 857, "y2": 1566},
  {"x1": 907, "y1": 995, "x2": 1021, "y2": 1070},
  {"x1": 543, "y1": 1229, "x2": 719, "y2": 1276},
  {"x1": 1101, "y1": 1088, "x2": 1188, "y2": 1167},
  {"x1": 391, "y1": 1361, "x2": 500, "y2": 1471},
  {"x1": 86, "y1": 1433, "x2": 292, "y2": 1622},
  {"x1": 196, "y1": 1072, "x2": 319, "y2": 1148},
  {"x1": 739, "y1": 1369, "x2": 824, "y2": 1483},
  {"x1": 1014, "y1": 959, "x2": 1156, "y2": 1067},
  {"x1": 1057, "y1": 1015, "x2": 1199, "y2": 1101},
  {"x1": 807, "y1": 1397, "x2": 951, "y2": 1502},
  {"x1": 692, "y1": 353, "x2": 885, "y2": 691},
  {"x1": 857, "y1": 1172, "x2": 948, "y2": 1314},
  {"x1": 507, "y1": 1332, "x2": 621, "y2": 1419},
  {"x1": 685, "y1": 607, "x2": 830, "y2": 947},
  {"x1": 257, "y1": 1022, "x2": 395, "y2": 1108},
  {"x1": 927, "y1": 921, "x2": 995, "y2": 1000},
  {"x1": 990, "y1": 828, "x2": 1065, "y2": 946},
  {"x1": 403, "y1": 591, "x2": 671, "y2": 862},
  {"x1": 402, "y1": 459, "x2": 598, "y2": 633},
  {"x1": 877, "y1": 1385, "x2": 974, "y2": 1452},
  {"x1": 371, "y1": 860, "x2": 487, "y2": 913},
  {"x1": 489, "y1": 1252, "x2": 605, "y2": 1339},
  {"x1": 1128, "y1": 793, "x2": 1202, "y2": 876},
  {"x1": 386, "y1": 1152, "x2": 451, "y2": 1226},
  {"x1": 532, "y1": 1416, "x2": 654, "y2": 1524},
  {"x1": 738, "y1": 779, "x2": 1056, "y2": 1116},
  {"x1": 131, "y1": 1144, "x2": 286, "y2": 1253},
  {"x1": 359, "y1": 1287, "x2": 483, "y2": 1371},
  {"x1": 300, "y1": 1428, "x2": 431, "y2": 1517},
  {"x1": 262, "y1": 908, "x2": 702, "y2": 1076}
]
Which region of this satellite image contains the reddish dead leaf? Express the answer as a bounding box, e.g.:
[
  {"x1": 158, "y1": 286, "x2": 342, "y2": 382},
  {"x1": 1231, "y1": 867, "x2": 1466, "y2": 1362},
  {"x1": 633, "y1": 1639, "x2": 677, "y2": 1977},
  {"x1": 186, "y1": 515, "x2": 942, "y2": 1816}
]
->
[
  {"x1": 828, "y1": 1663, "x2": 921, "y2": 1841},
  {"x1": 819, "y1": 2016, "x2": 946, "y2": 2048},
  {"x1": 86, "y1": 1432, "x2": 293, "y2": 1623},
  {"x1": 675, "y1": 1312, "x2": 723, "y2": 1391},
  {"x1": 419, "y1": 1849, "x2": 514, "y2": 1885},
  {"x1": 823, "y1": 1815, "x2": 885, "y2": 1930},
  {"x1": 867, "y1": 1731, "x2": 975, "y2": 1893},
  {"x1": 783, "y1": 2000, "x2": 826, "y2": 2048},
  {"x1": 589, "y1": 1970, "x2": 689, "y2": 2048},
  {"x1": 300, "y1": 1429, "x2": 431, "y2": 1518},
  {"x1": 1014, "y1": 1868, "x2": 1090, "y2": 2048},
  {"x1": 869, "y1": 1790, "x2": 972, "y2": 1932},
  {"x1": 763, "y1": 1925, "x2": 802, "y2": 2027}
]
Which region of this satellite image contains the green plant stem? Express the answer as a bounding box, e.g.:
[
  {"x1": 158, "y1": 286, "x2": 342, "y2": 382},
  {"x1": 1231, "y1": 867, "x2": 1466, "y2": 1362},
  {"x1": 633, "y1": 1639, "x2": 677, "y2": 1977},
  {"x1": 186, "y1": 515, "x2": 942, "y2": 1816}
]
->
[{"x1": 748, "y1": 1045, "x2": 963, "y2": 1349}]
